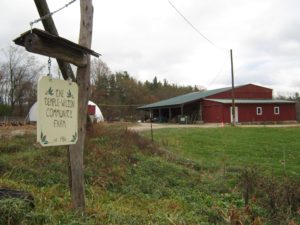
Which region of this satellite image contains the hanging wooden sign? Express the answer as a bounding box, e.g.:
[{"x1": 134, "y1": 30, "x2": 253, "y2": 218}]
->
[{"x1": 37, "y1": 76, "x2": 78, "y2": 146}]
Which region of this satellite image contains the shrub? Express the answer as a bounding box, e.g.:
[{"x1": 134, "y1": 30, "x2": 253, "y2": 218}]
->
[
  {"x1": 238, "y1": 167, "x2": 300, "y2": 224},
  {"x1": 238, "y1": 166, "x2": 260, "y2": 205},
  {"x1": 0, "y1": 159, "x2": 10, "y2": 174},
  {"x1": 259, "y1": 175, "x2": 300, "y2": 223},
  {"x1": 0, "y1": 104, "x2": 12, "y2": 116}
]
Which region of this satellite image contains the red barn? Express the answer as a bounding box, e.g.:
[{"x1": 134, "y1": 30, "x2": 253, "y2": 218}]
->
[{"x1": 138, "y1": 84, "x2": 296, "y2": 124}]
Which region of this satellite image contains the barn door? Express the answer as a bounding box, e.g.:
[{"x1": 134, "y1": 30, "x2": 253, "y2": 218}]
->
[{"x1": 230, "y1": 107, "x2": 238, "y2": 123}]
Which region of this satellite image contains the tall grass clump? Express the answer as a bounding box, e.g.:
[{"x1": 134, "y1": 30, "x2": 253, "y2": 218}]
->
[{"x1": 0, "y1": 198, "x2": 32, "y2": 225}]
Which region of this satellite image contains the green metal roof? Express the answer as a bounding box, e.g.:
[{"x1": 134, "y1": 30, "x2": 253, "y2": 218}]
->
[
  {"x1": 138, "y1": 86, "x2": 233, "y2": 110},
  {"x1": 206, "y1": 99, "x2": 296, "y2": 104},
  {"x1": 138, "y1": 84, "x2": 296, "y2": 110}
]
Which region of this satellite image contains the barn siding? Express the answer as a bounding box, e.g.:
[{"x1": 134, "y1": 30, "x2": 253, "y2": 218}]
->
[
  {"x1": 207, "y1": 84, "x2": 272, "y2": 99},
  {"x1": 235, "y1": 104, "x2": 296, "y2": 122},
  {"x1": 202, "y1": 100, "x2": 224, "y2": 123},
  {"x1": 203, "y1": 100, "x2": 296, "y2": 123}
]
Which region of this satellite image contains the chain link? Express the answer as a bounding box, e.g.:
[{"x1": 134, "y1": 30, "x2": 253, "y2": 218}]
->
[
  {"x1": 30, "y1": 0, "x2": 77, "y2": 29},
  {"x1": 48, "y1": 57, "x2": 51, "y2": 76}
]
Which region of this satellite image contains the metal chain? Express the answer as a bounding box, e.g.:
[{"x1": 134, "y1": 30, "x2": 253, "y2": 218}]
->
[
  {"x1": 67, "y1": 65, "x2": 72, "y2": 84},
  {"x1": 30, "y1": 0, "x2": 77, "y2": 28},
  {"x1": 48, "y1": 57, "x2": 51, "y2": 76}
]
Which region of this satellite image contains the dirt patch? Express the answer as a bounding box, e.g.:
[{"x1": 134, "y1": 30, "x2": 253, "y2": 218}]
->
[
  {"x1": 128, "y1": 122, "x2": 221, "y2": 132},
  {"x1": 128, "y1": 122, "x2": 300, "y2": 132},
  {"x1": 0, "y1": 125, "x2": 36, "y2": 138}
]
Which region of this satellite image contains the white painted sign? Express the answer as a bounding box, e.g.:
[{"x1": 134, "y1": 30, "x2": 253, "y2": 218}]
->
[{"x1": 37, "y1": 76, "x2": 78, "y2": 146}]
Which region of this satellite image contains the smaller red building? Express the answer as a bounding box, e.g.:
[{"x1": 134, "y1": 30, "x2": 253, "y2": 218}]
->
[{"x1": 138, "y1": 84, "x2": 296, "y2": 124}]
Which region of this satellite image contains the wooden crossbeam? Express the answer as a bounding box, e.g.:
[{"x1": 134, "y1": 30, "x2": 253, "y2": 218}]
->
[{"x1": 14, "y1": 28, "x2": 100, "y2": 67}]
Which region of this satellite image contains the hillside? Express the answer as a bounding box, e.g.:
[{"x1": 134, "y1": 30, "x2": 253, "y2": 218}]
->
[{"x1": 0, "y1": 124, "x2": 299, "y2": 224}]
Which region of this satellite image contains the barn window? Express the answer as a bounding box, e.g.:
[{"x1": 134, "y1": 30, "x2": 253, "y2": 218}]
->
[
  {"x1": 274, "y1": 106, "x2": 280, "y2": 115},
  {"x1": 256, "y1": 107, "x2": 262, "y2": 115}
]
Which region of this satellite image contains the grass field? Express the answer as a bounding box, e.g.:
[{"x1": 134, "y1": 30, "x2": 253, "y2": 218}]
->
[
  {"x1": 0, "y1": 124, "x2": 299, "y2": 224},
  {"x1": 145, "y1": 127, "x2": 300, "y2": 177}
]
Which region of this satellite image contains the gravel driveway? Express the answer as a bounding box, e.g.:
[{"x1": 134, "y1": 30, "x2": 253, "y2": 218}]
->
[{"x1": 128, "y1": 122, "x2": 300, "y2": 132}]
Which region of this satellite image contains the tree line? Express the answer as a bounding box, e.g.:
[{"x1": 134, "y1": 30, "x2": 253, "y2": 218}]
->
[
  {"x1": 90, "y1": 59, "x2": 201, "y2": 121},
  {"x1": 0, "y1": 46, "x2": 200, "y2": 121}
]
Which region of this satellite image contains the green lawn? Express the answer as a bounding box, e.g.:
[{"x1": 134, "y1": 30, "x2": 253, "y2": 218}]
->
[{"x1": 145, "y1": 127, "x2": 300, "y2": 177}]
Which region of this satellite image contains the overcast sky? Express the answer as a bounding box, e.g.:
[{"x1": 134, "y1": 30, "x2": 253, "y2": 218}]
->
[{"x1": 1, "y1": 0, "x2": 300, "y2": 96}]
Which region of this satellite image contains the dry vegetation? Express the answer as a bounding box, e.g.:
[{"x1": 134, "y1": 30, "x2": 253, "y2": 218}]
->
[{"x1": 0, "y1": 123, "x2": 299, "y2": 224}]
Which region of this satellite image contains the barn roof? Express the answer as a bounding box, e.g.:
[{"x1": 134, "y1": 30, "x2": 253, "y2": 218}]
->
[
  {"x1": 138, "y1": 86, "x2": 233, "y2": 110},
  {"x1": 206, "y1": 99, "x2": 296, "y2": 104},
  {"x1": 138, "y1": 84, "x2": 294, "y2": 110}
]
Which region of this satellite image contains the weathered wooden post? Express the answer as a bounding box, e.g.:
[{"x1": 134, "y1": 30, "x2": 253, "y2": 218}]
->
[{"x1": 68, "y1": 0, "x2": 94, "y2": 210}]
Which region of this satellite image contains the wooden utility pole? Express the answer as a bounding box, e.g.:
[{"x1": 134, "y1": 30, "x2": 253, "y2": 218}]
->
[
  {"x1": 230, "y1": 49, "x2": 236, "y2": 127},
  {"x1": 150, "y1": 110, "x2": 153, "y2": 142}
]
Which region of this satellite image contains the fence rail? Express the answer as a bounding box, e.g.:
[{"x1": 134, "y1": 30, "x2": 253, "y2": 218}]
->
[{"x1": 0, "y1": 116, "x2": 27, "y2": 126}]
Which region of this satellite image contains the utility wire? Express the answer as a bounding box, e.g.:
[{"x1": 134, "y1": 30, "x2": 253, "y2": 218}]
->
[
  {"x1": 208, "y1": 55, "x2": 228, "y2": 85},
  {"x1": 167, "y1": 0, "x2": 227, "y2": 52},
  {"x1": 98, "y1": 104, "x2": 144, "y2": 107}
]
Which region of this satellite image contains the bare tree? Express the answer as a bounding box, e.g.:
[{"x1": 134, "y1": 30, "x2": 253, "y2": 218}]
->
[
  {"x1": 90, "y1": 58, "x2": 111, "y2": 102},
  {"x1": 0, "y1": 70, "x2": 4, "y2": 104},
  {"x1": 90, "y1": 58, "x2": 111, "y2": 85},
  {"x1": 0, "y1": 66, "x2": 9, "y2": 105},
  {"x1": 0, "y1": 45, "x2": 43, "y2": 115}
]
